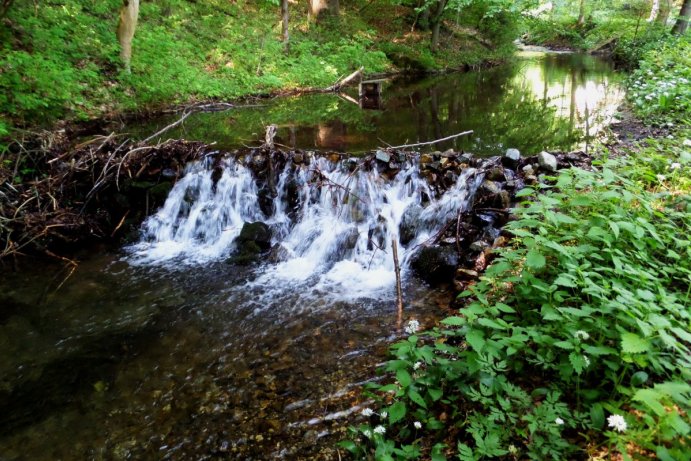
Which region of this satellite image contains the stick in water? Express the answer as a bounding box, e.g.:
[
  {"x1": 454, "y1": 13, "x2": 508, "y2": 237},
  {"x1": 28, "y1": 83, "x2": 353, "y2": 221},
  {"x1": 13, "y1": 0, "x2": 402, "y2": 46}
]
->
[
  {"x1": 392, "y1": 237, "x2": 404, "y2": 329},
  {"x1": 384, "y1": 130, "x2": 473, "y2": 150}
]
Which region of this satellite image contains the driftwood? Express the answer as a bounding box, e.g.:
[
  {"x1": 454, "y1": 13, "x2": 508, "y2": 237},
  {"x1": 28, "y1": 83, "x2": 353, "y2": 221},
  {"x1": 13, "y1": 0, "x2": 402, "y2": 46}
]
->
[{"x1": 383, "y1": 130, "x2": 474, "y2": 150}]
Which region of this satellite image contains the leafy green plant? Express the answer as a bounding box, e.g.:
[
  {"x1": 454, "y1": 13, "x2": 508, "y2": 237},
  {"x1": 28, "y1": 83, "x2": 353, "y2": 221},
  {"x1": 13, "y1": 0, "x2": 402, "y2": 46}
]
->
[{"x1": 346, "y1": 131, "x2": 691, "y2": 459}]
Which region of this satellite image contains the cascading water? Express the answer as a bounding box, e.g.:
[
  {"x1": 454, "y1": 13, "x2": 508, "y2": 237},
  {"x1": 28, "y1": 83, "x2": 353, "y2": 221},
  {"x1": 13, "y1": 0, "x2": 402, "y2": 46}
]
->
[{"x1": 127, "y1": 152, "x2": 483, "y2": 302}]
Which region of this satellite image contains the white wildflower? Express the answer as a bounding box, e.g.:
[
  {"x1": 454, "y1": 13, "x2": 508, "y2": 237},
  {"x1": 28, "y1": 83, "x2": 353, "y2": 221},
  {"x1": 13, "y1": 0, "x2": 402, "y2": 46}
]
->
[
  {"x1": 683, "y1": 139, "x2": 691, "y2": 147},
  {"x1": 413, "y1": 361, "x2": 422, "y2": 370},
  {"x1": 657, "y1": 174, "x2": 666, "y2": 182},
  {"x1": 670, "y1": 162, "x2": 681, "y2": 170},
  {"x1": 363, "y1": 429, "x2": 372, "y2": 438},
  {"x1": 574, "y1": 330, "x2": 590, "y2": 340},
  {"x1": 645, "y1": 94, "x2": 653, "y2": 100},
  {"x1": 380, "y1": 411, "x2": 388, "y2": 419},
  {"x1": 361, "y1": 408, "x2": 374, "y2": 417},
  {"x1": 373, "y1": 425, "x2": 386, "y2": 435},
  {"x1": 555, "y1": 417, "x2": 565, "y2": 425},
  {"x1": 583, "y1": 355, "x2": 591, "y2": 367},
  {"x1": 414, "y1": 421, "x2": 422, "y2": 429},
  {"x1": 404, "y1": 319, "x2": 420, "y2": 335},
  {"x1": 607, "y1": 414, "x2": 628, "y2": 432}
]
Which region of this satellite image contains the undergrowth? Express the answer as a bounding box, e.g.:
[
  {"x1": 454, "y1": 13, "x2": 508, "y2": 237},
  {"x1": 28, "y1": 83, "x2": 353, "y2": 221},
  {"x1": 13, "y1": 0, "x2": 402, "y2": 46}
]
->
[{"x1": 344, "y1": 129, "x2": 691, "y2": 460}]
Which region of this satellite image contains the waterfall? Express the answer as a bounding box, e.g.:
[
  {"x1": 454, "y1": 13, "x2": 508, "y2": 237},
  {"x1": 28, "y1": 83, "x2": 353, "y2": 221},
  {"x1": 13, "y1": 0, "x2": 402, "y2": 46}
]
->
[{"x1": 127, "y1": 152, "x2": 483, "y2": 300}]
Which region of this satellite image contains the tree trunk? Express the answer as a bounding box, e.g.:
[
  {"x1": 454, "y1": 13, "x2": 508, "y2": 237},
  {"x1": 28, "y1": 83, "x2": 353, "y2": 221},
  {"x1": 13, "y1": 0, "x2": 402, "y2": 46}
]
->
[
  {"x1": 307, "y1": 0, "x2": 329, "y2": 22},
  {"x1": 117, "y1": 0, "x2": 139, "y2": 73},
  {"x1": 648, "y1": 0, "x2": 659, "y2": 22},
  {"x1": 656, "y1": 0, "x2": 671, "y2": 25},
  {"x1": 577, "y1": 0, "x2": 586, "y2": 26},
  {"x1": 281, "y1": 0, "x2": 289, "y2": 50},
  {"x1": 1, "y1": 0, "x2": 14, "y2": 19},
  {"x1": 429, "y1": 0, "x2": 448, "y2": 51},
  {"x1": 673, "y1": 0, "x2": 691, "y2": 33}
]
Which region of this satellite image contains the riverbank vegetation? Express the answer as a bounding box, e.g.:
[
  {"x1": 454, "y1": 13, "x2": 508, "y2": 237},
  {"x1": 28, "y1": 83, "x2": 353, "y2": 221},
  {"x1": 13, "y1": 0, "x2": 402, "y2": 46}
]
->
[
  {"x1": 345, "y1": 15, "x2": 691, "y2": 461},
  {"x1": 0, "y1": 0, "x2": 532, "y2": 137}
]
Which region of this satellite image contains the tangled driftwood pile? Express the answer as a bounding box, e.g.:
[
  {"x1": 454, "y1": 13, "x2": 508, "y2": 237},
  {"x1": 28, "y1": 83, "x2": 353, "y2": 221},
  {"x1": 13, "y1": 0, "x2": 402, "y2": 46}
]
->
[{"x1": 0, "y1": 131, "x2": 206, "y2": 259}]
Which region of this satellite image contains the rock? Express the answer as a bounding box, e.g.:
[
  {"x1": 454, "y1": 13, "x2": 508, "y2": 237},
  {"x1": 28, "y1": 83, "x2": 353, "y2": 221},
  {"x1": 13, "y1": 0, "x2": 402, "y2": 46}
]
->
[
  {"x1": 441, "y1": 149, "x2": 456, "y2": 158},
  {"x1": 455, "y1": 268, "x2": 478, "y2": 280},
  {"x1": 522, "y1": 165, "x2": 534, "y2": 175},
  {"x1": 237, "y1": 221, "x2": 272, "y2": 250},
  {"x1": 267, "y1": 244, "x2": 290, "y2": 263},
  {"x1": 342, "y1": 227, "x2": 359, "y2": 250},
  {"x1": 411, "y1": 246, "x2": 459, "y2": 284},
  {"x1": 257, "y1": 187, "x2": 274, "y2": 217},
  {"x1": 486, "y1": 167, "x2": 505, "y2": 181},
  {"x1": 525, "y1": 174, "x2": 538, "y2": 184},
  {"x1": 375, "y1": 150, "x2": 391, "y2": 163},
  {"x1": 460, "y1": 153, "x2": 473, "y2": 163},
  {"x1": 399, "y1": 205, "x2": 423, "y2": 245},
  {"x1": 498, "y1": 190, "x2": 511, "y2": 208},
  {"x1": 419, "y1": 153, "x2": 433, "y2": 164},
  {"x1": 479, "y1": 180, "x2": 502, "y2": 195},
  {"x1": 161, "y1": 168, "x2": 177, "y2": 178},
  {"x1": 470, "y1": 240, "x2": 490, "y2": 252},
  {"x1": 505, "y1": 148, "x2": 521, "y2": 162},
  {"x1": 537, "y1": 151, "x2": 558, "y2": 172},
  {"x1": 293, "y1": 153, "x2": 304, "y2": 164}
]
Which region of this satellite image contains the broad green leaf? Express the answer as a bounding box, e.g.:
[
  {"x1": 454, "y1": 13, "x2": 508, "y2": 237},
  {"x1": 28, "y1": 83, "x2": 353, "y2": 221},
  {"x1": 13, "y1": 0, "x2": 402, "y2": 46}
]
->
[
  {"x1": 633, "y1": 388, "x2": 666, "y2": 416},
  {"x1": 388, "y1": 400, "x2": 406, "y2": 424},
  {"x1": 465, "y1": 329, "x2": 485, "y2": 352},
  {"x1": 526, "y1": 250, "x2": 546, "y2": 269},
  {"x1": 442, "y1": 316, "x2": 465, "y2": 326},
  {"x1": 396, "y1": 369, "x2": 412, "y2": 388},
  {"x1": 408, "y1": 389, "x2": 427, "y2": 409},
  {"x1": 621, "y1": 332, "x2": 651, "y2": 354}
]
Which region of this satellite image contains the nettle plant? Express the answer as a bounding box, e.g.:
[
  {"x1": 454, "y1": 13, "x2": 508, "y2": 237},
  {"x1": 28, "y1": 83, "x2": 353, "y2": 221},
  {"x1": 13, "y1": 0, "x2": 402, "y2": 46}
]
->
[{"x1": 344, "y1": 147, "x2": 691, "y2": 460}]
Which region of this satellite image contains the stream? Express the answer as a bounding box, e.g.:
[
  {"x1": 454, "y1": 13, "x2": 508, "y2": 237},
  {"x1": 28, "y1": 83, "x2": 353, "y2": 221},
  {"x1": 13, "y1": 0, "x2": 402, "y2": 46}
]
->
[{"x1": 0, "y1": 52, "x2": 623, "y2": 460}]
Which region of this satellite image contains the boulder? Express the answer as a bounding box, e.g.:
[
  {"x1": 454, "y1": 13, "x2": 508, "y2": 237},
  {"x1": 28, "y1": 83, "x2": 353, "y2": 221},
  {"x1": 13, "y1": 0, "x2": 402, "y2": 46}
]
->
[
  {"x1": 237, "y1": 221, "x2": 272, "y2": 250},
  {"x1": 399, "y1": 205, "x2": 423, "y2": 245},
  {"x1": 375, "y1": 150, "x2": 391, "y2": 163},
  {"x1": 537, "y1": 151, "x2": 558, "y2": 172},
  {"x1": 411, "y1": 246, "x2": 459, "y2": 284},
  {"x1": 505, "y1": 148, "x2": 521, "y2": 162}
]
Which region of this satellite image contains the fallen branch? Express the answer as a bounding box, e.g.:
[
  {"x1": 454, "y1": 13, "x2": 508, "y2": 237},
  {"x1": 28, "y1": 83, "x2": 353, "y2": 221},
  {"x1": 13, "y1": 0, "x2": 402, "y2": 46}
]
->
[
  {"x1": 142, "y1": 110, "x2": 192, "y2": 144},
  {"x1": 383, "y1": 130, "x2": 474, "y2": 150},
  {"x1": 326, "y1": 66, "x2": 364, "y2": 92},
  {"x1": 392, "y1": 237, "x2": 404, "y2": 330}
]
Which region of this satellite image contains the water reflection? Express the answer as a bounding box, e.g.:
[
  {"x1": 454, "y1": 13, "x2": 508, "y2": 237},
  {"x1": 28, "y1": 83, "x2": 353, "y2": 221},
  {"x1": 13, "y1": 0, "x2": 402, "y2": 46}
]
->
[{"x1": 131, "y1": 52, "x2": 623, "y2": 156}]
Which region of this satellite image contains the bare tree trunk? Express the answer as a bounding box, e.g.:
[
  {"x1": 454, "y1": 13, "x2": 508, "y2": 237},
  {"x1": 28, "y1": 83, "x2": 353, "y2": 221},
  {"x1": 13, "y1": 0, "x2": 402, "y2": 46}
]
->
[
  {"x1": 1, "y1": 0, "x2": 14, "y2": 19},
  {"x1": 656, "y1": 0, "x2": 672, "y2": 25},
  {"x1": 577, "y1": 0, "x2": 586, "y2": 26},
  {"x1": 430, "y1": 0, "x2": 448, "y2": 51},
  {"x1": 648, "y1": 0, "x2": 660, "y2": 21},
  {"x1": 117, "y1": 0, "x2": 139, "y2": 73},
  {"x1": 281, "y1": 0, "x2": 289, "y2": 51},
  {"x1": 673, "y1": 0, "x2": 691, "y2": 33},
  {"x1": 307, "y1": 0, "x2": 331, "y2": 22}
]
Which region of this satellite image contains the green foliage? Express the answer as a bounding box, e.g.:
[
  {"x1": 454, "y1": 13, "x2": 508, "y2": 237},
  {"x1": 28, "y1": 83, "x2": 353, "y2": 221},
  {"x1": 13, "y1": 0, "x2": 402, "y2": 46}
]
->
[
  {"x1": 627, "y1": 35, "x2": 691, "y2": 123},
  {"x1": 347, "y1": 131, "x2": 691, "y2": 459}
]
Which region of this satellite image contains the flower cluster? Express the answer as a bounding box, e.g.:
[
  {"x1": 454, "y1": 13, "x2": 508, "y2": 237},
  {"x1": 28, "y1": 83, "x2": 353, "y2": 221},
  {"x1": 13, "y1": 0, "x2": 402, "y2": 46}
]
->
[
  {"x1": 404, "y1": 319, "x2": 420, "y2": 335},
  {"x1": 607, "y1": 414, "x2": 628, "y2": 433}
]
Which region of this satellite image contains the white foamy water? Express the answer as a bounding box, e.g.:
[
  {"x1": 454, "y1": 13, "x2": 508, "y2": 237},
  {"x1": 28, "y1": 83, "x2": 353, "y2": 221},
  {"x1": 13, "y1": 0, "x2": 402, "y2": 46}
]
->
[{"x1": 127, "y1": 154, "x2": 483, "y2": 301}]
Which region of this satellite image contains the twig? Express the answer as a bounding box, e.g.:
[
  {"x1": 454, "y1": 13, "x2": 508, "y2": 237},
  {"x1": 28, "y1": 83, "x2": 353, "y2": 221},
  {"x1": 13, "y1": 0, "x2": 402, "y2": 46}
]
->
[
  {"x1": 383, "y1": 130, "x2": 473, "y2": 150},
  {"x1": 142, "y1": 110, "x2": 192, "y2": 144},
  {"x1": 392, "y1": 238, "x2": 404, "y2": 330}
]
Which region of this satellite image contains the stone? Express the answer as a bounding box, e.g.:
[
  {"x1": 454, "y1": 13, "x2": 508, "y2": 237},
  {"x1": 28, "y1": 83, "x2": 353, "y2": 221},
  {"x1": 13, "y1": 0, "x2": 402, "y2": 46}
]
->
[
  {"x1": 537, "y1": 151, "x2": 558, "y2": 172},
  {"x1": 410, "y1": 246, "x2": 459, "y2": 285},
  {"x1": 441, "y1": 149, "x2": 456, "y2": 158},
  {"x1": 419, "y1": 153, "x2": 433, "y2": 164},
  {"x1": 469, "y1": 240, "x2": 490, "y2": 252},
  {"x1": 498, "y1": 190, "x2": 511, "y2": 209},
  {"x1": 455, "y1": 268, "x2": 479, "y2": 280},
  {"x1": 505, "y1": 148, "x2": 521, "y2": 162},
  {"x1": 267, "y1": 244, "x2": 290, "y2": 263},
  {"x1": 375, "y1": 150, "x2": 391, "y2": 163},
  {"x1": 479, "y1": 180, "x2": 502, "y2": 195},
  {"x1": 522, "y1": 165, "x2": 534, "y2": 175},
  {"x1": 292, "y1": 153, "x2": 304, "y2": 164},
  {"x1": 486, "y1": 167, "x2": 505, "y2": 181},
  {"x1": 399, "y1": 205, "x2": 423, "y2": 245},
  {"x1": 237, "y1": 221, "x2": 272, "y2": 250}
]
